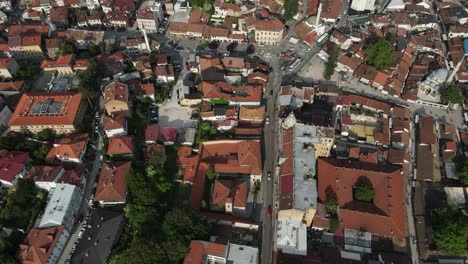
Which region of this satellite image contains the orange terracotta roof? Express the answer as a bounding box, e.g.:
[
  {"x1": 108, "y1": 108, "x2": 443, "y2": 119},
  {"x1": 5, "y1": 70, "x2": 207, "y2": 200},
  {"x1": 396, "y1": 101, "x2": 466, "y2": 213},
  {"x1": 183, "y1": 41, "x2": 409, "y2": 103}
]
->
[
  {"x1": 46, "y1": 133, "x2": 88, "y2": 162},
  {"x1": 239, "y1": 105, "x2": 264, "y2": 120},
  {"x1": 184, "y1": 241, "x2": 227, "y2": 264},
  {"x1": 103, "y1": 113, "x2": 126, "y2": 131},
  {"x1": 26, "y1": 165, "x2": 63, "y2": 182},
  {"x1": 212, "y1": 179, "x2": 248, "y2": 207},
  {"x1": 17, "y1": 226, "x2": 65, "y2": 264},
  {"x1": 107, "y1": 136, "x2": 134, "y2": 155},
  {"x1": 9, "y1": 92, "x2": 82, "y2": 127},
  {"x1": 94, "y1": 161, "x2": 131, "y2": 203},
  {"x1": 199, "y1": 140, "x2": 262, "y2": 175},
  {"x1": 104, "y1": 82, "x2": 128, "y2": 104},
  {"x1": 254, "y1": 17, "x2": 283, "y2": 32},
  {"x1": 199, "y1": 81, "x2": 262, "y2": 104},
  {"x1": 318, "y1": 158, "x2": 406, "y2": 239},
  {"x1": 0, "y1": 81, "x2": 24, "y2": 92},
  {"x1": 50, "y1": 6, "x2": 68, "y2": 22},
  {"x1": 177, "y1": 146, "x2": 193, "y2": 166},
  {"x1": 145, "y1": 124, "x2": 159, "y2": 142}
]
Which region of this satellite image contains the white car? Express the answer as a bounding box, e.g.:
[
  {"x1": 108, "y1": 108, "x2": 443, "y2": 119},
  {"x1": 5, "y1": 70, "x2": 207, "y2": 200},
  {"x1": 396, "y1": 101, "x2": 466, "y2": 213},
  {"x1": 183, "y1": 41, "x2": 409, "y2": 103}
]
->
[
  {"x1": 77, "y1": 230, "x2": 83, "y2": 238},
  {"x1": 265, "y1": 117, "x2": 270, "y2": 124}
]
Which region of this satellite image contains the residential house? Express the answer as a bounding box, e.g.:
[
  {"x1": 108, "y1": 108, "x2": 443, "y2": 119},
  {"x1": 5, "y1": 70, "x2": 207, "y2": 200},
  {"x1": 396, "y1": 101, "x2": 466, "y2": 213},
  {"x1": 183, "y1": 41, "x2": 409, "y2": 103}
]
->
[
  {"x1": 94, "y1": 162, "x2": 131, "y2": 205},
  {"x1": 136, "y1": 0, "x2": 161, "y2": 33},
  {"x1": 239, "y1": 105, "x2": 265, "y2": 123},
  {"x1": 0, "y1": 81, "x2": 25, "y2": 96},
  {"x1": 45, "y1": 38, "x2": 60, "y2": 59},
  {"x1": 198, "y1": 57, "x2": 225, "y2": 83},
  {"x1": 199, "y1": 81, "x2": 262, "y2": 106},
  {"x1": 71, "y1": 209, "x2": 124, "y2": 264},
  {"x1": 416, "y1": 116, "x2": 441, "y2": 182},
  {"x1": 161, "y1": 127, "x2": 177, "y2": 145},
  {"x1": 123, "y1": 37, "x2": 148, "y2": 56},
  {"x1": 318, "y1": 158, "x2": 406, "y2": 239},
  {"x1": 0, "y1": 103, "x2": 12, "y2": 130},
  {"x1": 17, "y1": 226, "x2": 69, "y2": 264},
  {"x1": 107, "y1": 135, "x2": 134, "y2": 157},
  {"x1": 140, "y1": 83, "x2": 155, "y2": 99},
  {"x1": 49, "y1": 6, "x2": 68, "y2": 27},
  {"x1": 184, "y1": 240, "x2": 258, "y2": 264},
  {"x1": 0, "y1": 58, "x2": 19, "y2": 79},
  {"x1": 154, "y1": 64, "x2": 175, "y2": 83},
  {"x1": 45, "y1": 133, "x2": 88, "y2": 163},
  {"x1": 8, "y1": 92, "x2": 86, "y2": 134},
  {"x1": 104, "y1": 10, "x2": 128, "y2": 28},
  {"x1": 26, "y1": 165, "x2": 65, "y2": 191},
  {"x1": 103, "y1": 113, "x2": 127, "y2": 137},
  {"x1": 114, "y1": 0, "x2": 135, "y2": 14},
  {"x1": 211, "y1": 179, "x2": 248, "y2": 214},
  {"x1": 0, "y1": 150, "x2": 28, "y2": 187},
  {"x1": 104, "y1": 81, "x2": 129, "y2": 115},
  {"x1": 64, "y1": 29, "x2": 104, "y2": 50},
  {"x1": 145, "y1": 124, "x2": 159, "y2": 144},
  {"x1": 8, "y1": 24, "x2": 49, "y2": 59},
  {"x1": 38, "y1": 183, "x2": 82, "y2": 232},
  {"x1": 41, "y1": 54, "x2": 75, "y2": 74}
]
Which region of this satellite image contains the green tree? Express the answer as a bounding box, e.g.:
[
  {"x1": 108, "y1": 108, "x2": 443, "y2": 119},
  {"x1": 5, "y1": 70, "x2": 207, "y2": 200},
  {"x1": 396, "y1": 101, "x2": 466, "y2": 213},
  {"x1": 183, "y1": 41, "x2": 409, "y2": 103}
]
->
[
  {"x1": 88, "y1": 43, "x2": 102, "y2": 57},
  {"x1": 365, "y1": 39, "x2": 394, "y2": 70},
  {"x1": 205, "y1": 166, "x2": 215, "y2": 181},
  {"x1": 433, "y1": 221, "x2": 468, "y2": 255},
  {"x1": 454, "y1": 156, "x2": 468, "y2": 185},
  {"x1": 354, "y1": 184, "x2": 375, "y2": 202},
  {"x1": 325, "y1": 198, "x2": 338, "y2": 216},
  {"x1": 13, "y1": 66, "x2": 35, "y2": 80},
  {"x1": 33, "y1": 144, "x2": 51, "y2": 161},
  {"x1": 283, "y1": 0, "x2": 299, "y2": 20},
  {"x1": 112, "y1": 240, "x2": 169, "y2": 264},
  {"x1": 0, "y1": 178, "x2": 46, "y2": 229},
  {"x1": 440, "y1": 83, "x2": 464, "y2": 105},
  {"x1": 323, "y1": 43, "x2": 339, "y2": 80},
  {"x1": 58, "y1": 39, "x2": 76, "y2": 55},
  {"x1": 0, "y1": 133, "x2": 23, "y2": 149},
  {"x1": 78, "y1": 59, "x2": 100, "y2": 106},
  {"x1": 162, "y1": 208, "x2": 210, "y2": 242},
  {"x1": 37, "y1": 128, "x2": 56, "y2": 141},
  {"x1": 146, "y1": 150, "x2": 167, "y2": 169}
]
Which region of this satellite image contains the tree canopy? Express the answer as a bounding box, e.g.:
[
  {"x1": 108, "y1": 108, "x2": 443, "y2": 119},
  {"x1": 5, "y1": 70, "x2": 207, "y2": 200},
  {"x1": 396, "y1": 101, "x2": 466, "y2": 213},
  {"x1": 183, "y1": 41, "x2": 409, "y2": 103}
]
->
[
  {"x1": 283, "y1": 0, "x2": 298, "y2": 20},
  {"x1": 440, "y1": 83, "x2": 464, "y2": 105},
  {"x1": 0, "y1": 178, "x2": 46, "y2": 229},
  {"x1": 365, "y1": 39, "x2": 394, "y2": 70},
  {"x1": 37, "y1": 128, "x2": 56, "y2": 141},
  {"x1": 78, "y1": 59, "x2": 100, "y2": 102},
  {"x1": 454, "y1": 156, "x2": 468, "y2": 185},
  {"x1": 58, "y1": 39, "x2": 77, "y2": 55},
  {"x1": 323, "y1": 43, "x2": 339, "y2": 80},
  {"x1": 430, "y1": 200, "x2": 468, "y2": 255},
  {"x1": 354, "y1": 184, "x2": 375, "y2": 202}
]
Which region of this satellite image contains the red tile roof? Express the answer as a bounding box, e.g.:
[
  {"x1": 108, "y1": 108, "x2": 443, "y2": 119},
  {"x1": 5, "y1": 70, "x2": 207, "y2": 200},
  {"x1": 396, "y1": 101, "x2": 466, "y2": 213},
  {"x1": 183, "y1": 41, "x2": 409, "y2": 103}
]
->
[
  {"x1": 0, "y1": 81, "x2": 24, "y2": 92},
  {"x1": 190, "y1": 162, "x2": 208, "y2": 209},
  {"x1": 59, "y1": 168, "x2": 84, "y2": 186},
  {"x1": 108, "y1": 136, "x2": 134, "y2": 155},
  {"x1": 103, "y1": 113, "x2": 126, "y2": 131},
  {"x1": 49, "y1": 6, "x2": 68, "y2": 22},
  {"x1": 318, "y1": 158, "x2": 406, "y2": 239},
  {"x1": 17, "y1": 225, "x2": 65, "y2": 264},
  {"x1": 26, "y1": 165, "x2": 63, "y2": 182},
  {"x1": 161, "y1": 127, "x2": 177, "y2": 143},
  {"x1": 177, "y1": 146, "x2": 193, "y2": 166},
  {"x1": 104, "y1": 82, "x2": 128, "y2": 104},
  {"x1": 199, "y1": 81, "x2": 262, "y2": 104},
  {"x1": 46, "y1": 133, "x2": 88, "y2": 162},
  {"x1": 184, "y1": 240, "x2": 226, "y2": 264},
  {"x1": 419, "y1": 116, "x2": 436, "y2": 144},
  {"x1": 212, "y1": 179, "x2": 248, "y2": 207},
  {"x1": 9, "y1": 92, "x2": 82, "y2": 127},
  {"x1": 199, "y1": 140, "x2": 262, "y2": 175},
  {"x1": 280, "y1": 174, "x2": 293, "y2": 193},
  {"x1": 145, "y1": 124, "x2": 159, "y2": 143},
  {"x1": 0, "y1": 150, "x2": 28, "y2": 183},
  {"x1": 94, "y1": 161, "x2": 131, "y2": 203}
]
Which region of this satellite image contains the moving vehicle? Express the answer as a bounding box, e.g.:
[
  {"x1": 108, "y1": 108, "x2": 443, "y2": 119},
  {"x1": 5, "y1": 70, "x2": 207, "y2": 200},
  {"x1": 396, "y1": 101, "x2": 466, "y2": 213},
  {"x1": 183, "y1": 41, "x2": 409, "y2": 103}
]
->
[
  {"x1": 268, "y1": 171, "x2": 271, "y2": 180},
  {"x1": 267, "y1": 205, "x2": 272, "y2": 216},
  {"x1": 265, "y1": 117, "x2": 270, "y2": 124}
]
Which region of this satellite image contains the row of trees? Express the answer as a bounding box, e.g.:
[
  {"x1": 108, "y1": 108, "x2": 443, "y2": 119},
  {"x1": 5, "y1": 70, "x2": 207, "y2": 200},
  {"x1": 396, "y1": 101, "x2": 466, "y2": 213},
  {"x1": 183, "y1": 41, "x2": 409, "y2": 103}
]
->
[{"x1": 323, "y1": 44, "x2": 339, "y2": 80}]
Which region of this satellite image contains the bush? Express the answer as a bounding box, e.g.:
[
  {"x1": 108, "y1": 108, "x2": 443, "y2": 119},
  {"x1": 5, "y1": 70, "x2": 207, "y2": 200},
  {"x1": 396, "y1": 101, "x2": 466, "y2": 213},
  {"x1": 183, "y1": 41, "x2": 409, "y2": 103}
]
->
[
  {"x1": 354, "y1": 184, "x2": 374, "y2": 202},
  {"x1": 323, "y1": 44, "x2": 339, "y2": 80}
]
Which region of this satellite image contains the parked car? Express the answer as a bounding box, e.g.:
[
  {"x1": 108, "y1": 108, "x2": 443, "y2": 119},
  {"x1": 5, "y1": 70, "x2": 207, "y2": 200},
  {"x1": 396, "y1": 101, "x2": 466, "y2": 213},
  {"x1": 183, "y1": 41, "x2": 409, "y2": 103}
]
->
[
  {"x1": 267, "y1": 205, "x2": 272, "y2": 216},
  {"x1": 265, "y1": 117, "x2": 270, "y2": 124},
  {"x1": 268, "y1": 171, "x2": 271, "y2": 180}
]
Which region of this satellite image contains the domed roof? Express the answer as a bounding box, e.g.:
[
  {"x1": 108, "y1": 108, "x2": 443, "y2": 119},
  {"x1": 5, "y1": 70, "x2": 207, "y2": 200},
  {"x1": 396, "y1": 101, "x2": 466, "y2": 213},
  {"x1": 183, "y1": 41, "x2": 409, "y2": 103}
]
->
[{"x1": 431, "y1": 68, "x2": 449, "y2": 82}]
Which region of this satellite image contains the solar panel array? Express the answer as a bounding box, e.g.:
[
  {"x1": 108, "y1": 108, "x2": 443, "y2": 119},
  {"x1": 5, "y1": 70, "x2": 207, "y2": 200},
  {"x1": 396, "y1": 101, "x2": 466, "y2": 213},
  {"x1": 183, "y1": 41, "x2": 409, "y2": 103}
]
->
[{"x1": 31, "y1": 99, "x2": 63, "y2": 115}]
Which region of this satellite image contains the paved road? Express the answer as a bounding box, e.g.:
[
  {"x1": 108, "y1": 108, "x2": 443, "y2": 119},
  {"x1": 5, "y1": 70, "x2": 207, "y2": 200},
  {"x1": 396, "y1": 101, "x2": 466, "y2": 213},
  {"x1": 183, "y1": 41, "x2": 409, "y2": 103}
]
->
[{"x1": 57, "y1": 102, "x2": 104, "y2": 264}]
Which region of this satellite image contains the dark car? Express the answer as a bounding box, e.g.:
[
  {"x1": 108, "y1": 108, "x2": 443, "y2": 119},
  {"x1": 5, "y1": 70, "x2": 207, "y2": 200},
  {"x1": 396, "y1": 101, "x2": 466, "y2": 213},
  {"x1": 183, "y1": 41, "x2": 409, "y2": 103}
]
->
[{"x1": 269, "y1": 90, "x2": 273, "y2": 95}]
